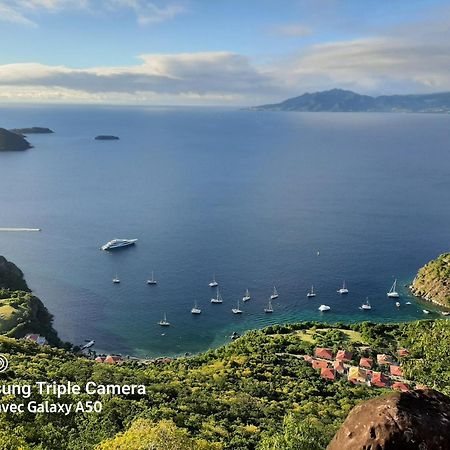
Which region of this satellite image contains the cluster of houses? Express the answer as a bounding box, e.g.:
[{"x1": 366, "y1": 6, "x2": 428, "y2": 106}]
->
[
  {"x1": 94, "y1": 354, "x2": 173, "y2": 365},
  {"x1": 24, "y1": 333, "x2": 47, "y2": 346},
  {"x1": 303, "y1": 347, "x2": 417, "y2": 392}
]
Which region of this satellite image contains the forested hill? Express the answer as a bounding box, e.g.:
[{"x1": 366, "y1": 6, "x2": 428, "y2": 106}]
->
[
  {"x1": 0, "y1": 320, "x2": 449, "y2": 449},
  {"x1": 251, "y1": 89, "x2": 450, "y2": 113}
]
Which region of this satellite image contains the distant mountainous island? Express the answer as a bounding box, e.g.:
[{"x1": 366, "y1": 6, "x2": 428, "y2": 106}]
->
[{"x1": 252, "y1": 89, "x2": 450, "y2": 113}]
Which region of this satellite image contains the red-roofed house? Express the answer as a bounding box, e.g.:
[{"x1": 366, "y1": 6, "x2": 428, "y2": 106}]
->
[
  {"x1": 371, "y1": 372, "x2": 389, "y2": 388},
  {"x1": 24, "y1": 333, "x2": 48, "y2": 346},
  {"x1": 397, "y1": 348, "x2": 410, "y2": 358},
  {"x1": 392, "y1": 382, "x2": 410, "y2": 392},
  {"x1": 314, "y1": 348, "x2": 333, "y2": 360},
  {"x1": 333, "y1": 360, "x2": 345, "y2": 374},
  {"x1": 320, "y1": 368, "x2": 336, "y2": 381},
  {"x1": 104, "y1": 355, "x2": 122, "y2": 364},
  {"x1": 312, "y1": 359, "x2": 329, "y2": 370},
  {"x1": 94, "y1": 356, "x2": 105, "y2": 363},
  {"x1": 389, "y1": 365, "x2": 404, "y2": 377},
  {"x1": 359, "y1": 357, "x2": 373, "y2": 369},
  {"x1": 377, "y1": 354, "x2": 394, "y2": 365},
  {"x1": 336, "y1": 350, "x2": 353, "y2": 362},
  {"x1": 303, "y1": 355, "x2": 313, "y2": 363}
]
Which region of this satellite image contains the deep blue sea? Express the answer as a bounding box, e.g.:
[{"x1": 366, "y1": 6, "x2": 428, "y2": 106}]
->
[{"x1": 0, "y1": 105, "x2": 449, "y2": 357}]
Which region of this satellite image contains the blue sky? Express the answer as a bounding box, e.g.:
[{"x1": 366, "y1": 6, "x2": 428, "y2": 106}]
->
[{"x1": 0, "y1": 0, "x2": 450, "y2": 104}]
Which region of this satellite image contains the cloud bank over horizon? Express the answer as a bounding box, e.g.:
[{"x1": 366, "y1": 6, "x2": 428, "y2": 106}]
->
[{"x1": 1, "y1": 1, "x2": 450, "y2": 104}]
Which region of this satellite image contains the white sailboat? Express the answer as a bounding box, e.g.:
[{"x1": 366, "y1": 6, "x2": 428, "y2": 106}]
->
[
  {"x1": 158, "y1": 313, "x2": 170, "y2": 326},
  {"x1": 360, "y1": 298, "x2": 371, "y2": 310},
  {"x1": 270, "y1": 286, "x2": 279, "y2": 300},
  {"x1": 264, "y1": 298, "x2": 273, "y2": 313},
  {"x1": 211, "y1": 287, "x2": 223, "y2": 304},
  {"x1": 112, "y1": 273, "x2": 120, "y2": 284},
  {"x1": 242, "y1": 289, "x2": 251, "y2": 302},
  {"x1": 318, "y1": 304, "x2": 331, "y2": 312},
  {"x1": 306, "y1": 285, "x2": 316, "y2": 298},
  {"x1": 147, "y1": 271, "x2": 157, "y2": 285},
  {"x1": 232, "y1": 299, "x2": 243, "y2": 314},
  {"x1": 191, "y1": 301, "x2": 201, "y2": 314},
  {"x1": 387, "y1": 278, "x2": 399, "y2": 298},
  {"x1": 422, "y1": 309, "x2": 430, "y2": 314},
  {"x1": 337, "y1": 281, "x2": 348, "y2": 294},
  {"x1": 209, "y1": 275, "x2": 218, "y2": 288}
]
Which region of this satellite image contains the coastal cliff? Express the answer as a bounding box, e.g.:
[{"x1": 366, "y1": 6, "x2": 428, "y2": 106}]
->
[
  {"x1": 0, "y1": 255, "x2": 61, "y2": 345},
  {"x1": 0, "y1": 127, "x2": 32, "y2": 151},
  {"x1": 411, "y1": 253, "x2": 450, "y2": 307}
]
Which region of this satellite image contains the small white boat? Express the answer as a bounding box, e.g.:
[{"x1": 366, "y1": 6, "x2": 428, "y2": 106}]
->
[
  {"x1": 112, "y1": 273, "x2": 120, "y2": 284},
  {"x1": 306, "y1": 285, "x2": 316, "y2": 298},
  {"x1": 405, "y1": 301, "x2": 412, "y2": 305},
  {"x1": 232, "y1": 299, "x2": 243, "y2": 314},
  {"x1": 158, "y1": 313, "x2": 170, "y2": 326},
  {"x1": 147, "y1": 271, "x2": 157, "y2": 285},
  {"x1": 80, "y1": 340, "x2": 95, "y2": 351},
  {"x1": 242, "y1": 289, "x2": 251, "y2": 302},
  {"x1": 387, "y1": 278, "x2": 400, "y2": 298},
  {"x1": 441, "y1": 311, "x2": 450, "y2": 316},
  {"x1": 395, "y1": 302, "x2": 401, "y2": 307},
  {"x1": 270, "y1": 286, "x2": 279, "y2": 300},
  {"x1": 101, "y1": 238, "x2": 137, "y2": 251},
  {"x1": 318, "y1": 304, "x2": 331, "y2": 312},
  {"x1": 211, "y1": 287, "x2": 223, "y2": 304},
  {"x1": 264, "y1": 298, "x2": 273, "y2": 313},
  {"x1": 422, "y1": 309, "x2": 430, "y2": 314},
  {"x1": 209, "y1": 275, "x2": 218, "y2": 288},
  {"x1": 191, "y1": 301, "x2": 201, "y2": 315},
  {"x1": 337, "y1": 281, "x2": 349, "y2": 294},
  {"x1": 360, "y1": 298, "x2": 372, "y2": 310}
]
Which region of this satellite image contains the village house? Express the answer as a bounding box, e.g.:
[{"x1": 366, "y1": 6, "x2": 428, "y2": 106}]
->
[
  {"x1": 24, "y1": 334, "x2": 47, "y2": 346},
  {"x1": 371, "y1": 371, "x2": 389, "y2": 388},
  {"x1": 389, "y1": 365, "x2": 404, "y2": 377},
  {"x1": 314, "y1": 348, "x2": 333, "y2": 360},
  {"x1": 312, "y1": 359, "x2": 329, "y2": 370},
  {"x1": 333, "y1": 360, "x2": 345, "y2": 374},
  {"x1": 359, "y1": 357, "x2": 373, "y2": 369},
  {"x1": 320, "y1": 367, "x2": 335, "y2": 381},
  {"x1": 348, "y1": 366, "x2": 368, "y2": 384},
  {"x1": 392, "y1": 381, "x2": 410, "y2": 392},
  {"x1": 104, "y1": 355, "x2": 123, "y2": 364},
  {"x1": 336, "y1": 350, "x2": 353, "y2": 362},
  {"x1": 377, "y1": 354, "x2": 395, "y2": 365}
]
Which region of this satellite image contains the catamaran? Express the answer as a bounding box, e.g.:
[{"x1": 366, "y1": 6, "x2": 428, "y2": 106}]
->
[
  {"x1": 209, "y1": 275, "x2": 218, "y2": 288},
  {"x1": 264, "y1": 298, "x2": 273, "y2": 313},
  {"x1": 387, "y1": 279, "x2": 399, "y2": 298},
  {"x1": 306, "y1": 285, "x2": 316, "y2": 298},
  {"x1": 360, "y1": 299, "x2": 371, "y2": 310},
  {"x1": 337, "y1": 281, "x2": 348, "y2": 294},
  {"x1": 242, "y1": 289, "x2": 251, "y2": 302},
  {"x1": 112, "y1": 273, "x2": 120, "y2": 284},
  {"x1": 158, "y1": 313, "x2": 170, "y2": 326},
  {"x1": 232, "y1": 299, "x2": 243, "y2": 314},
  {"x1": 318, "y1": 304, "x2": 331, "y2": 312},
  {"x1": 191, "y1": 301, "x2": 201, "y2": 314},
  {"x1": 147, "y1": 271, "x2": 157, "y2": 285},
  {"x1": 270, "y1": 286, "x2": 279, "y2": 300},
  {"x1": 211, "y1": 287, "x2": 223, "y2": 304}
]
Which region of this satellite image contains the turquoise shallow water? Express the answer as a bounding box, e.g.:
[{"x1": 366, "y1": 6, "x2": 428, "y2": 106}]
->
[{"x1": 0, "y1": 106, "x2": 449, "y2": 357}]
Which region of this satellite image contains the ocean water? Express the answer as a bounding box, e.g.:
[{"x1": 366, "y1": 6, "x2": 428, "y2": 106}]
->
[{"x1": 0, "y1": 105, "x2": 449, "y2": 357}]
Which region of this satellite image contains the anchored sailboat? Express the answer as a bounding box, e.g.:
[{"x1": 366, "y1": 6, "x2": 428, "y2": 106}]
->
[
  {"x1": 264, "y1": 298, "x2": 273, "y2": 313},
  {"x1": 209, "y1": 275, "x2": 218, "y2": 288},
  {"x1": 147, "y1": 271, "x2": 157, "y2": 285},
  {"x1": 232, "y1": 299, "x2": 243, "y2": 314},
  {"x1": 211, "y1": 287, "x2": 223, "y2": 304},
  {"x1": 112, "y1": 273, "x2": 120, "y2": 284},
  {"x1": 360, "y1": 298, "x2": 371, "y2": 310},
  {"x1": 337, "y1": 281, "x2": 348, "y2": 294},
  {"x1": 158, "y1": 313, "x2": 170, "y2": 326},
  {"x1": 306, "y1": 285, "x2": 316, "y2": 298},
  {"x1": 387, "y1": 279, "x2": 399, "y2": 298},
  {"x1": 242, "y1": 289, "x2": 251, "y2": 302},
  {"x1": 191, "y1": 301, "x2": 201, "y2": 314},
  {"x1": 270, "y1": 286, "x2": 279, "y2": 300}
]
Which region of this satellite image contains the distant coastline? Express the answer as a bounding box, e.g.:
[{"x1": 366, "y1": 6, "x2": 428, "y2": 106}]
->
[{"x1": 251, "y1": 88, "x2": 450, "y2": 113}]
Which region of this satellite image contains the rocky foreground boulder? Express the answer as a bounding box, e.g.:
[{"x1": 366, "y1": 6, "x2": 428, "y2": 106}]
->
[{"x1": 327, "y1": 389, "x2": 450, "y2": 450}]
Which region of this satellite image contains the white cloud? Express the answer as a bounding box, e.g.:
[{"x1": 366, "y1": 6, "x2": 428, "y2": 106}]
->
[{"x1": 0, "y1": 0, "x2": 185, "y2": 26}]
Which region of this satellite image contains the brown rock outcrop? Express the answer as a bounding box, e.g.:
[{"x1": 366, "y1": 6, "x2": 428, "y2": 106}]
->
[{"x1": 327, "y1": 389, "x2": 450, "y2": 450}]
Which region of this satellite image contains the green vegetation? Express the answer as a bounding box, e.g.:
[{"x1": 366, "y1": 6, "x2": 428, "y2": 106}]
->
[
  {"x1": 0, "y1": 320, "x2": 449, "y2": 449},
  {"x1": 412, "y1": 253, "x2": 450, "y2": 307}
]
